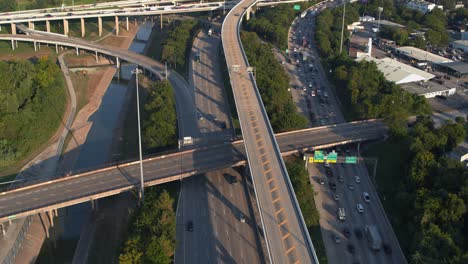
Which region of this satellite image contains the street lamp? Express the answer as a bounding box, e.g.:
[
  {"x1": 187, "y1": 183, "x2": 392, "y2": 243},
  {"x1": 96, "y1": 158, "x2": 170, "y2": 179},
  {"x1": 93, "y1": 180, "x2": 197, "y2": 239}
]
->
[
  {"x1": 339, "y1": 0, "x2": 346, "y2": 54},
  {"x1": 378, "y1": 7, "x2": 383, "y2": 29},
  {"x1": 131, "y1": 67, "x2": 145, "y2": 202}
]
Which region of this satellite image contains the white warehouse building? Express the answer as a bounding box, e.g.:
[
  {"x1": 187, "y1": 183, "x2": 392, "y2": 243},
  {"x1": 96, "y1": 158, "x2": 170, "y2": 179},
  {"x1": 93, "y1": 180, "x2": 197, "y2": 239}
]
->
[
  {"x1": 406, "y1": 0, "x2": 443, "y2": 13},
  {"x1": 356, "y1": 56, "x2": 435, "y2": 84}
]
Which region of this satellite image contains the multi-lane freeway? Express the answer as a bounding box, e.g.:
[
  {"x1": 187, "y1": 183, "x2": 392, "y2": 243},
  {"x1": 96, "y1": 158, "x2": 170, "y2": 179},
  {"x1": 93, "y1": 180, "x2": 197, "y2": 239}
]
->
[
  {"x1": 0, "y1": 120, "x2": 386, "y2": 223},
  {"x1": 222, "y1": 0, "x2": 322, "y2": 262}
]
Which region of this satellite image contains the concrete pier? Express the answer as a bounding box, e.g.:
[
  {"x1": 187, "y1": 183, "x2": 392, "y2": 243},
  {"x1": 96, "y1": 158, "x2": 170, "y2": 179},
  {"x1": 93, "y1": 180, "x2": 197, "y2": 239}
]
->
[
  {"x1": 10, "y1": 23, "x2": 16, "y2": 35},
  {"x1": 115, "y1": 16, "x2": 119, "y2": 35},
  {"x1": 81, "y1": 17, "x2": 85, "y2": 37},
  {"x1": 46, "y1": 20, "x2": 50, "y2": 32},
  {"x1": 63, "y1": 19, "x2": 69, "y2": 36},
  {"x1": 98, "y1": 17, "x2": 102, "y2": 37},
  {"x1": 28, "y1": 21, "x2": 35, "y2": 30}
]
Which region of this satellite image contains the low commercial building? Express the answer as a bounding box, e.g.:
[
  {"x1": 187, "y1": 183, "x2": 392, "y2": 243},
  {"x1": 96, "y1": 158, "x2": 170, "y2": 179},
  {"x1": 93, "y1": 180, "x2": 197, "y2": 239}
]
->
[
  {"x1": 395, "y1": 46, "x2": 453, "y2": 64},
  {"x1": 452, "y1": 40, "x2": 468, "y2": 53},
  {"x1": 401, "y1": 81, "x2": 456, "y2": 98},
  {"x1": 434, "y1": 61, "x2": 468, "y2": 77},
  {"x1": 357, "y1": 56, "x2": 435, "y2": 84},
  {"x1": 406, "y1": 0, "x2": 443, "y2": 13},
  {"x1": 349, "y1": 36, "x2": 372, "y2": 58}
]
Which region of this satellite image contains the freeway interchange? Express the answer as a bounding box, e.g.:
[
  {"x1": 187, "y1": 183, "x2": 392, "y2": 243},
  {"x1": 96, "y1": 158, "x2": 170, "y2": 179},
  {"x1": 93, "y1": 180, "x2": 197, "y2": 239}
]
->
[{"x1": 0, "y1": 0, "x2": 405, "y2": 263}]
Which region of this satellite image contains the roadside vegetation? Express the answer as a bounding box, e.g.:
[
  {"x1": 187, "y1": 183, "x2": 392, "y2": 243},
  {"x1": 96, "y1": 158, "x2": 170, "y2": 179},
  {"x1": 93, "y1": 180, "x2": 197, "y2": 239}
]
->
[
  {"x1": 365, "y1": 117, "x2": 467, "y2": 263},
  {"x1": 119, "y1": 185, "x2": 177, "y2": 264},
  {"x1": 241, "y1": 31, "x2": 307, "y2": 132},
  {"x1": 0, "y1": 58, "x2": 66, "y2": 174},
  {"x1": 286, "y1": 157, "x2": 327, "y2": 263},
  {"x1": 245, "y1": 3, "x2": 313, "y2": 51},
  {"x1": 161, "y1": 19, "x2": 200, "y2": 78},
  {"x1": 141, "y1": 79, "x2": 177, "y2": 153}
]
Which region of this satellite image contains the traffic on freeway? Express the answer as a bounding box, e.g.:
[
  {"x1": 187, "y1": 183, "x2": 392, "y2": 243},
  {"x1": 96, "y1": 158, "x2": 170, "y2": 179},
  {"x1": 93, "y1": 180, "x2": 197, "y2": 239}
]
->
[{"x1": 283, "y1": 3, "x2": 407, "y2": 264}]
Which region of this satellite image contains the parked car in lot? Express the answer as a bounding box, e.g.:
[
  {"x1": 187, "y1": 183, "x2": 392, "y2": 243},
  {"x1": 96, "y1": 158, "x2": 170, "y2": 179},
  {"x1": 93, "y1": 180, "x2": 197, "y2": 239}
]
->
[
  {"x1": 338, "y1": 175, "x2": 344, "y2": 182},
  {"x1": 329, "y1": 182, "x2": 337, "y2": 191},
  {"x1": 333, "y1": 194, "x2": 339, "y2": 201},
  {"x1": 319, "y1": 178, "x2": 325, "y2": 185},
  {"x1": 348, "y1": 183, "x2": 354, "y2": 190},
  {"x1": 333, "y1": 234, "x2": 341, "y2": 244}
]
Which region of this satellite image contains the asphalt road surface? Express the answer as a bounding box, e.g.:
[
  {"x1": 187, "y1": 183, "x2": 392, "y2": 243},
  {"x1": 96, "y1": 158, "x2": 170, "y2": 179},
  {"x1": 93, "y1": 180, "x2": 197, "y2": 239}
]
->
[
  {"x1": 288, "y1": 7, "x2": 407, "y2": 264},
  {"x1": 175, "y1": 26, "x2": 264, "y2": 263}
]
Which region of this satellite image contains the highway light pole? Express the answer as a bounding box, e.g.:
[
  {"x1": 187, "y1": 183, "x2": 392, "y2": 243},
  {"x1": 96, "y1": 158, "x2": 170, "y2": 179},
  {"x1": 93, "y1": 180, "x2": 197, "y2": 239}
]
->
[
  {"x1": 339, "y1": 0, "x2": 346, "y2": 54},
  {"x1": 132, "y1": 67, "x2": 145, "y2": 202}
]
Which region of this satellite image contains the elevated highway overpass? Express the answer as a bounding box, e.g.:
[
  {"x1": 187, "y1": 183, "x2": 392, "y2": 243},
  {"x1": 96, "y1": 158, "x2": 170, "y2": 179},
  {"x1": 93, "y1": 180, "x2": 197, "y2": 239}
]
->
[
  {"x1": 0, "y1": 120, "x2": 386, "y2": 223},
  {"x1": 0, "y1": 0, "x2": 309, "y2": 36}
]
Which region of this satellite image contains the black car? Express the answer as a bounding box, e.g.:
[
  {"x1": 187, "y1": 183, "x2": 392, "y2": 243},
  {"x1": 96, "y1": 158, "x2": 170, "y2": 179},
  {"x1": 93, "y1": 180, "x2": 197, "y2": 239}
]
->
[
  {"x1": 326, "y1": 168, "x2": 333, "y2": 177},
  {"x1": 187, "y1": 221, "x2": 194, "y2": 232},
  {"x1": 343, "y1": 227, "x2": 351, "y2": 238},
  {"x1": 229, "y1": 175, "x2": 239, "y2": 185},
  {"x1": 328, "y1": 182, "x2": 336, "y2": 191},
  {"x1": 347, "y1": 244, "x2": 356, "y2": 254},
  {"x1": 354, "y1": 228, "x2": 363, "y2": 239},
  {"x1": 383, "y1": 243, "x2": 393, "y2": 255},
  {"x1": 220, "y1": 121, "x2": 227, "y2": 129}
]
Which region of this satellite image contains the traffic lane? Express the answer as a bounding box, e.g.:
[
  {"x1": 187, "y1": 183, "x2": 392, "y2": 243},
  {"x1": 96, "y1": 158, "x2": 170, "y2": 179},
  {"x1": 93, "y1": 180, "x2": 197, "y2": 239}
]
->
[
  {"x1": 204, "y1": 168, "x2": 262, "y2": 263},
  {"x1": 352, "y1": 162, "x2": 406, "y2": 263},
  {"x1": 308, "y1": 163, "x2": 350, "y2": 264}
]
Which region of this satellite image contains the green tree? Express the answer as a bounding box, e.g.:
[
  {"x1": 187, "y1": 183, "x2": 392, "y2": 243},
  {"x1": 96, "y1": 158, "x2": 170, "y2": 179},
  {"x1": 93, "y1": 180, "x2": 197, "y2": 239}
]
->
[{"x1": 0, "y1": 0, "x2": 16, "y2": 11}]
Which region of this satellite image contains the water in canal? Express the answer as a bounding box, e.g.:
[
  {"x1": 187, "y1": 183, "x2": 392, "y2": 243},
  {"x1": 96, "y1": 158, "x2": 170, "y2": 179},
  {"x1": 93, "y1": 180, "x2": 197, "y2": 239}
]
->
[{"x1": 36, "y1": 21, "x2": 154, "y2": 263}]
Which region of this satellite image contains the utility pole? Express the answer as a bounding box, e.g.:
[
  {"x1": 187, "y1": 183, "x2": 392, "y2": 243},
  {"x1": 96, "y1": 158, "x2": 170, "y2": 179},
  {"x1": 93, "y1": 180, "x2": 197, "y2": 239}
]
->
[
  {"x1": 339, "y1": 0, "x2": 346, "y2": 54},
  {"x1": 378, "y1": 7, "x2": 383, "y2": 29},
  {"x1": 131, "y1": 67, "x2": 145, "y2": 202}
]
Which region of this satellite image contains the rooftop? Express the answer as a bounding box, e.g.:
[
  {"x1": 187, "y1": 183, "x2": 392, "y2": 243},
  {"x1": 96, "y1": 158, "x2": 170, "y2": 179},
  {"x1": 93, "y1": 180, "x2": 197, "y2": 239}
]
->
[
  {"x1": 396, "y1": 46, "x2": 453, "y2": 63},
  {"x1": 453, "y1": 39, "x2": 468, "y2": 46},
  {"x1": 357, "y1": 56, "x2": 435, "y2": 84},
  {"x1": 401, "y1": 81, "x2": 456, "y2": 95},
  {"x1": 436, "y1": 61, "x2": 468, "y2": 74}
]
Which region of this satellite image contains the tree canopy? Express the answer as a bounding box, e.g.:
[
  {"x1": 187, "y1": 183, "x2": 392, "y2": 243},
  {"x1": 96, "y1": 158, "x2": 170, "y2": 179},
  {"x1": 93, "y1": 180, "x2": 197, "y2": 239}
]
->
[
  {"x1": 241, "y1": 31, "x2": 307, "y2": 132},
  {"x1": 0, "y1": 58, "x2": 66, "y2": 170},
  {"x1": 142, "y1": 79, "x2": 177, "y2": 152},
  {"x1": 119, "y1": 188, "x2": 176, "y2": 264}
]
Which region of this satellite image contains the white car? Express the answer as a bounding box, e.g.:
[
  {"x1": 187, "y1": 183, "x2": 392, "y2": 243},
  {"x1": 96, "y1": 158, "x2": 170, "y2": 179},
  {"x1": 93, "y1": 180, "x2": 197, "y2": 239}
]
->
[
  {"x1": 356, "y1": 204, "x2": 364, "y2": 213},
  {"x1": 363, "y1": 192, "x2": 371, "y2": 203},
  {"x1": 354, "y1": 176, "x2": 361, "y2": 183}
]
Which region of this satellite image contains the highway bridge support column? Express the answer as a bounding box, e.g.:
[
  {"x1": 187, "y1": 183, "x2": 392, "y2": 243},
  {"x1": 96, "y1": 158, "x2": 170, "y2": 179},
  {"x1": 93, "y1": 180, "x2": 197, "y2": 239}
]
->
[
  {"x1": 80, "y1": 18, "x2": 85, "y2": 38},
  {"x1": 95, "y1": 50, "x2": 99, "y2": 62},
  {"x1": 76, "y1": 46, "x2": 79, "y2": 56},
  {"x1": 116, "y1": 57, "x2": 120, "y2": 69},
  {"x1": 0, "y1": 223, "x2": 5, "y2": 236},
  {"x1": 98, "y1": 17, "x2": 102, "y2": 37},
  {"x1": 34, "y1": 41, "x2": 37, "y2": 51},
  {"x1": 126, "y1": 16, "x2": 129, "y2": 31},
  {"x1": 91, "y1": 199, "x2": 98, "y2": 211},
  {"x1": 115, "y1": 16, "x2": 119, "y2": 36},
  {"x1": 63, "y1": 19, "x2": 69, "y2": 36},
  {"x1": 10, "y1": 23, "x2": 16, "y2": 35},
  {"x1": 47, "y1": 210, "x2": 54, "y2": 228},
  {"x1": 55, "y1": 44, "x2": 58, "y2": 53},
  {"x1": 46, "y1": 20, "x2": 50, "y2": 32},
  {"x1": 11, "y1": 40, "x2": 15, "y2": 50},
  {"x1": 28, "y1": 21, "x2": 35, "y2": 30}
]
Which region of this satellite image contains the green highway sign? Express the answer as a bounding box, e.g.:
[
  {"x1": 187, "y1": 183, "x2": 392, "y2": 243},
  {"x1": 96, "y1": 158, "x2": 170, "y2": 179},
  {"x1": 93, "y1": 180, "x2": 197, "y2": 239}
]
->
[
  {"x1": 293, "y1": 5, "x2": 301, "y2": 10},
  {"x1": 327, "y1": 151, "x2": 338, "y2": 163},
  {"x1": 345, "y1": 156, "x2": 358, "y2": 164},
  {"x1": 313, "y1": 151, "x2": 324, "y2": 162}
]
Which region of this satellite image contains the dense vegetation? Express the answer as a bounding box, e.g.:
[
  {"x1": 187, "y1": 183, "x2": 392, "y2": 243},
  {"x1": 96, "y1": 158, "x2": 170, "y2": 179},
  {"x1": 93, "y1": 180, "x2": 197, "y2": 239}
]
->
[
  {"x1": 245, "y1": 3, "x2": 313, "y2": 50},
  {"x1": 286, "y1": 157, "x2": 327, "y2": 263},
  {"x1": 241, "y1": 31, "x2": 307, "y2": 132},
  {"x1": 142, "y1": 79, "x2": 177, "y2": 152},
  {"x1": 369, "y1": 117, "x2": 468, "y2": 263},
  {"x1": 119, "y1": 188, "x2": 176, "y2": 264},
  {"x1": 0, "y1": 58, "x2": 66, "y2": 170},
  {"x1": 0, "y1": 0, "x2": 16, "y2": 11},
  {"x1": 161, "y1": 20, "x2": 200, "y2": 75},
  {"x1": 315, "y1": 5, "x2": 431, "y2": 135},
  {"x1": 359, "y1": 0, "x2": 450, "y2": 47}
]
